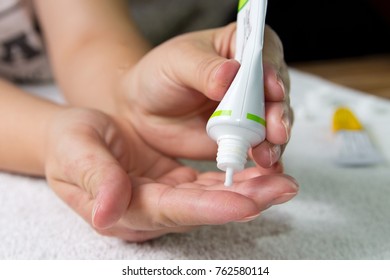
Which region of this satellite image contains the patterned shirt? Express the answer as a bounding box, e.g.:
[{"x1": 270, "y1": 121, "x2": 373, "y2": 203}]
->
[
  {"x1": 0, "y1": 0, "x2": 237, "y2": 83},
  {"x1": 0, "y1": 0, "x2": 51, "y2": 83}
]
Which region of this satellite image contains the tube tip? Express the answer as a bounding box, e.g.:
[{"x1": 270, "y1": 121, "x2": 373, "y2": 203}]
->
[{"x1": 224, "y1": 167, "x2": 234, "y2": 187}]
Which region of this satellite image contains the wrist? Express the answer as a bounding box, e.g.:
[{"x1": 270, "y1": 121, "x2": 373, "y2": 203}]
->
[
  {"x1": 0, "y1": 78, "x2": 66, "y2": 176},
  {"x1": 54, "y1": 38, "x2": 149, "y2": 115},
  {"x1": 39, "y1": 105, "x2": 69, "y2": 176}
]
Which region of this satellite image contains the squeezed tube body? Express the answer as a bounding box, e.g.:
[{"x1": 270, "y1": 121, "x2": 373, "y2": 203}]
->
[{"x1": 206, "y1": 0, "x2": 267, "y2": 186}]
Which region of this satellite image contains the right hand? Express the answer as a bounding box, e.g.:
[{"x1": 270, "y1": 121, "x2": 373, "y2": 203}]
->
[{"x1": 118, "y1": 24, "x2": 292, "y2": 169}]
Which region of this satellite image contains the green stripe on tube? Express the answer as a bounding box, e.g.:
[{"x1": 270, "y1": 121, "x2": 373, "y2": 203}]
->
[
  {"x1": 246, "y1": 113, "x2": 266, "y2": 126},
  {"x1": 210, "y1": 110, "x2": 232, "y2": 118},
  {"x1": 238, "y1": 0, "x2": 249, "y2": 11}
]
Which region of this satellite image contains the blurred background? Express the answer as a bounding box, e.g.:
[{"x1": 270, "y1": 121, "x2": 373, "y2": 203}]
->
[
  {"x1": 266, "y1": 0, "x2": 390, "y2": 99},
  {"x1": 266, "y1": 0, "x2": 390, "y2": 62},
  {"x1": 129, "y1": 0, "x2": 390, "y2": 98}
]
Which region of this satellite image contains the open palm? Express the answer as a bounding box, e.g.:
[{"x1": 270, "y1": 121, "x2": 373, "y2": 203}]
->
[{"x1": 44, "y1": 109, "x2": 297, "y2": 242}]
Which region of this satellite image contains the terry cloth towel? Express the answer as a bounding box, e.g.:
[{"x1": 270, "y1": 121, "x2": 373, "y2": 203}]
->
[{"x1": 0, "y1": 69, "x2": 390, "y2": 259}]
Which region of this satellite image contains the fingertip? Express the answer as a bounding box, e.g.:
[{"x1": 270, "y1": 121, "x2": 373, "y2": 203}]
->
[
  {"x1": 207, "y1": 59, "x2": 240, "y2": 101},
  {"x1": 271, "y1": 175, "x2": 300, "y2": 205},
  {"x1": 263, "y1": 63, "x2": 285, "y2": 102},
  {"x1": 92, "y1": 170, "x2": 132, "y2": 229},
  {"x1": 92, "y1": 201, "x2": 104, "y2": 228},
  {"x1": 159, "y1": 188, "x2": 260, "y2": 226},
  {"x1": 252, "y1": 141, "x2": 282, "y2": 168},
  {"x1": 265, "y1": 102, "x2": 291, "y2": 145},
  {"x1": 232, "y1": 173, "x2": 299, "y2": 211},
  {"x1": 92, "y1": 202, "x2": 118, "y2": 230}
]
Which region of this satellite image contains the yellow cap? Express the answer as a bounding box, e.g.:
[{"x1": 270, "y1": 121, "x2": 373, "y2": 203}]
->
[{"x1": 332, "y1": 107, "x2": 363, "y2": 132}]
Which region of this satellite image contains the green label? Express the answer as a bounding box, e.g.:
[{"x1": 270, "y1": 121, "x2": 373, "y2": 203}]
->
[
  {"x1": 210, "y1": 110, "x2": 232, "y2": 118},
  {"x1": 238, "y1": 0, "x2": 249, "y2": 11},
  {"x1": 210, "y1": 110, "x2": 266, "y2": 126},
  {"x1": 246, "y1": 113, "x2": 266, "y2": 126}
]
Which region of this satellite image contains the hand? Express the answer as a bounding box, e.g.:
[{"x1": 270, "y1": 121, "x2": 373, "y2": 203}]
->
[
  {"x1": 118, "y1": 23, "x2": 292, "y2": 169},
  {"x1": 44, "y1": 108, "x2": 297, "y2": 242}
]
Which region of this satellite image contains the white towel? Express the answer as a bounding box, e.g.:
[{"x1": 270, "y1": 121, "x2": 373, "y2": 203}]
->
[{"x1": 1, "y1": 69, "x2": 389, "y2": 259}]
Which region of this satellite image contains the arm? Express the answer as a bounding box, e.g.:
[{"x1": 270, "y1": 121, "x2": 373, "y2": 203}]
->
[
  {"x1": 33, "y1": 0, "x2": 150, "y2": 113},
  {"x1": 0, "y1": 78, "x2": 60, "y2": 175}
]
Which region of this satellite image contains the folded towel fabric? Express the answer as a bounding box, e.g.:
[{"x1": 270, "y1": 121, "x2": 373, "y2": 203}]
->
[{"x1": 0, "y1": 69, "x2": 389, "y2": 259}]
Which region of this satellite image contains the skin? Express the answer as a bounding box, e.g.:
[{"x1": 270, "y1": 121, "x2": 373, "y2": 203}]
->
[
  {"x1": 117, "y1": 23, "x2": 292, "y2": 165},
  {"x1": 34, "y1": 1, "x2": 292, "y2": 167},
  {"x1": 0, "y1": 0, "x2": 298, "y2": 242},
  {"x1": 45, "y1": 108, "x2": 298, "y2": 242}
]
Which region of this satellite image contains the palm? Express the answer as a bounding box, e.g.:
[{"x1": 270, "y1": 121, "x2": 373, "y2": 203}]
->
[
  {"x1": 112, "y1": 157, "x2": 290, "y2": 242},
  {"x1": 46, "y1": 108, "x2": 296, "y2": 243},
  {"x1": 111, "y1": 122, "x2": 295, "y2": 241}
]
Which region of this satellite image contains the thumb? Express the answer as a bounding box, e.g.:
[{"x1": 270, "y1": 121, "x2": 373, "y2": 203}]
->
[
  {"x1": 171, "y1": 32, "x2": 240, "y2": 100},
  {"x1": 187, "y1": 56, "x2": 240, "y2": 101},
  {"x1": 47, "y1": 140, "x2": 132, "y2": 230},
  {"x1": 195, "y1": 57, "x2": 240, "y2": 101},
  {"x1": 89, "y1": 159, "x2": 132, "y2": 229},
  {"x1": 67, "y1": 142, "x2": 132, "y2": 229},
  {"x1": 45, "y1": 109, "x2": 132, "y2": 230},
  {"x1": 67, "y1": 120, "x2": 132, "y2": 229}
]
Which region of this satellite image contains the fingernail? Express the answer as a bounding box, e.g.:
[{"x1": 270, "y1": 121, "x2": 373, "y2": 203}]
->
[
  {"x1": 92, "y1": 202, "x2": 101, "y2": 227},
  {"x1": 276, "y1": 75, "x2": 286, "y2": 100},
  {"x1": 270, "y1": 192, "x2": 297, "y2": 206},
  {"x1": 281, "y1": 108, "x2": 291, "y2": 142},
  {"x1": 237, "y1": 213, "x2": 261, "y2": 223},
  {"x1": 269, "y1": 145, "x2": 281, "y2": 167}
]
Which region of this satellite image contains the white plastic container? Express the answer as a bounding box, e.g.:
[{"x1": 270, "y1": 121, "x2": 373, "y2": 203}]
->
[{"x1": 206, "y1": 0, "x2": 268, "y2": 186}]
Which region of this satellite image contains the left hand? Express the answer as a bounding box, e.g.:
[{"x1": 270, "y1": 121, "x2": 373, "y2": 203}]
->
[
  {"x1": 117, "y1": 23, "x2": 292, "y2": 169},
  {"x1": 44, "y1": 108, "x2": 298, "y2": 242}
]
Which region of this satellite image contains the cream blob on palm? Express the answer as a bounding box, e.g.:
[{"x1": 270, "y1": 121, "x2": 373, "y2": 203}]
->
[{"x1": 206, "y1": 0, "x2": 267, "y2": 186}]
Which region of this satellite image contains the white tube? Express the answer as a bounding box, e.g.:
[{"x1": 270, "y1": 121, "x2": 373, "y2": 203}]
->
[{"x1": 206, "y1": 0, "x2": 267, "y2": 186}]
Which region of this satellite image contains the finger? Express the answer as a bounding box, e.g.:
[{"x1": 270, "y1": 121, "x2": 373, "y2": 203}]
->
[
  {"x1": 185, "y1": 54, "x2": 240, "y2": 101},
  {"x1": 122, "y1": 181, "x2": 260, "y2": 230},
  {"x1": 263, "y1": 63, "x2": 286, "y2": 102},
  {"x1": 264, "y1": 102, "x2": 291, "y2": 145},
  {"x1": 53, "y1": 146, "x2": 132, "y2": 230},
  {"x1": 48, "y1": 174, "x2": 130, "y2": 231},
  {"x1": 177, "y1": 172, "x2": 298, "y2": 221},
  {"x1": 96, "y1": 223, "x2": 195, "y2": 243},
  {"x1": 48, "y1": 129, "x2": 132, "y2": 230},
  {"x1": 251, "y1": 140, "x2": 285, "y2": 168},
  {"x1": 252, "y1": 99, "x2": 292, "y2": 167},
  {"x1": 47, "y1": 179, "x2": 95, "y2": 225},
  {"x1": 123, "y1": 171, "x2": 298, "y2": 230},
  {"x1": 157, "y1": 188, "x2": 260, "y2": 226},
  {"x1": 91, "y1": 163, "x2": 132, "y2": 229},
  {"x1": 263, "y1": 25, "x2": 290, "y2": 98},
  {"x1": 168, "y1": 30, "x2": 240, "y2": 101},
  {"x1": 229, "y1": 173, "x2": 298, "y2": 210}
]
